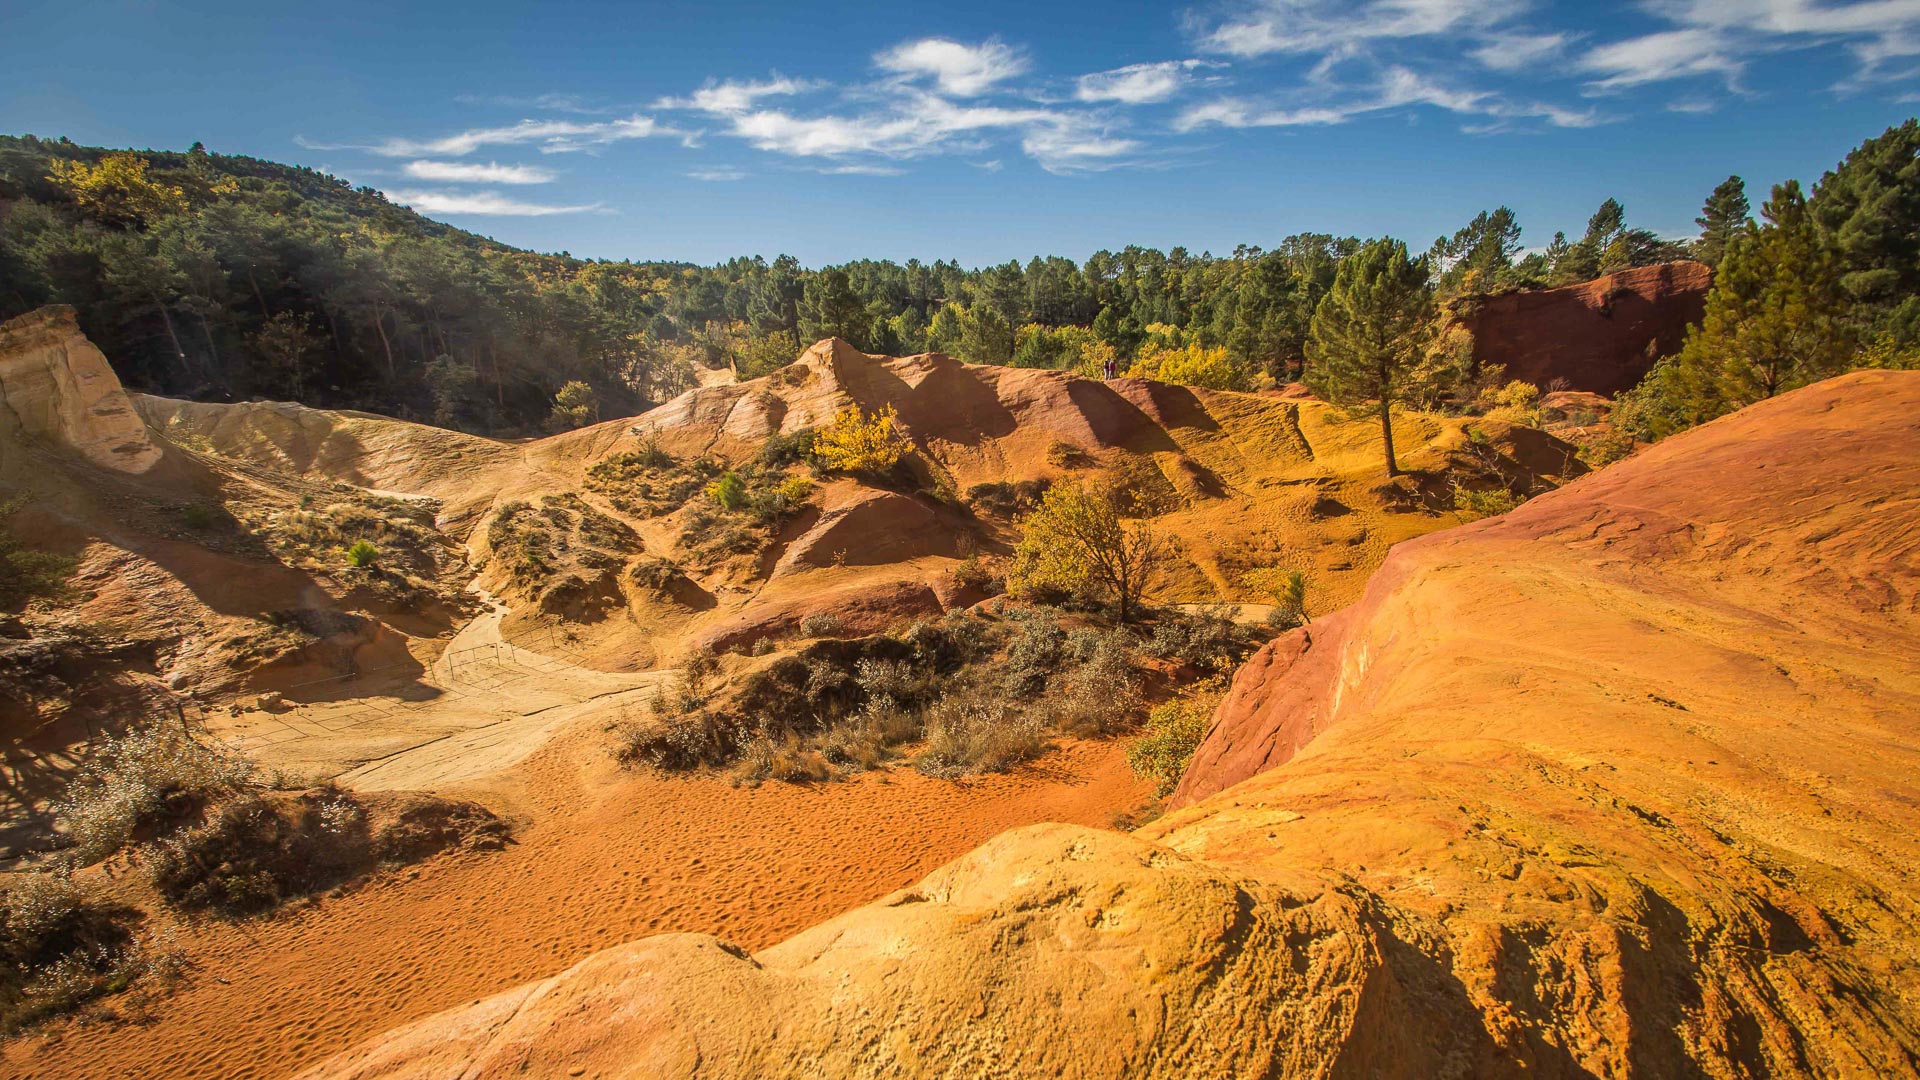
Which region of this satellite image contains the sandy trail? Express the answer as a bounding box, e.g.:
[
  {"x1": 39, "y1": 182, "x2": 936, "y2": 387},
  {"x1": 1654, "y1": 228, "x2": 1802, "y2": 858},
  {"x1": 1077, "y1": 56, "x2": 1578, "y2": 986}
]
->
[
  {"x1": 215, "y1": 593, "x2": 667, "y2": 790},
  {"x1": 5, "y1": 600, "x2": 1153, "y2": 1080}
]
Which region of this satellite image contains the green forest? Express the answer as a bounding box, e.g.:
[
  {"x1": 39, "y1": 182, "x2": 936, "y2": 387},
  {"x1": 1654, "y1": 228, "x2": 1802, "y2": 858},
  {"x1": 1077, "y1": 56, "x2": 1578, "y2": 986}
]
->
[{"x1": 1, "y1": 121, "x2": 1915, "y2": 443}]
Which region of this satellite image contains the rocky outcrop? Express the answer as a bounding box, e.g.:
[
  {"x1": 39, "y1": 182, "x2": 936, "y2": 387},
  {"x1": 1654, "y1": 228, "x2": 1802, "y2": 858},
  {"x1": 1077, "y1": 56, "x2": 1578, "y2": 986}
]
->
[
  {"x1": 1463, "y1": 261, "x2": 1711, "y2": 394},
  {"x1": 303, "y1": 370, "x2": 1920, "y2": 1078},
  {"x1": 770, "y1": 489, "x2": 957, "y2": 577},
  {"x1": 0, "y1": 305, "x2": 163, "y2": 473}
]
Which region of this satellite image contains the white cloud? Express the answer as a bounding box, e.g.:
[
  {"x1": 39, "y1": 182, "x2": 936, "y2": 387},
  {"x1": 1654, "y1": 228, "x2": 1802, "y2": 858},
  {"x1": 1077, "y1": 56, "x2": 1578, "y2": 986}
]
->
[
  {"x1": 814, "y1": 164, "x2": 907, "y2": 175},
  {"x1": 451, "y1": 92, "x2": 611, "y2": 114},
  {"x1": 1666, "y1": 97, "x2": 1722, "y2": 111},
  {"x1": 305, "y1": 114, "x2": 677, "y2": 157},
  {"x1": 1021, "y1": 125, "x2": 1143, "y2": 171},
  {"x1": 724, "y1": 92, "x2": 1054, "y2": 159},
  {"x1": 1075, "y1": 60, "x2": 1211, "y2": 103},
  {"x1": 1175, "y1": 98, "x2": 1350, "y2": 129},
  {"x1": 687, "y1": 168, "x2": 748, "y2": 181},
  {"x1": 1471, "y1": 31, "x2": 1572, "y2": 71},
  {"x1": 1194, "y1": 0, "x2": 1531, "y2": 58},
  {"x1": 1579, "y1": 28, "x2": 1746, "y2": 90},
  {"x1": 385, "y1": 189, "x2": 605, "y2": 216},
  {"x1": 655, "y1": 77, "x2": 813, "y2": 115},
  {"x1": 1177, "y1": 65, "x2": 1603, "y2": 131},
  {"x1": 1580, "y1": 0, "x2": 1920, "y2": 90},
  {"x1": 874, "y1": 38, "x2": 1029, "y2": 95},
  {"x1": 401, "y1": 160, "x2": 556, "y2": 184},
  {"x1": 699, "y1": 85, "x2": 1147, "y2": 175}
]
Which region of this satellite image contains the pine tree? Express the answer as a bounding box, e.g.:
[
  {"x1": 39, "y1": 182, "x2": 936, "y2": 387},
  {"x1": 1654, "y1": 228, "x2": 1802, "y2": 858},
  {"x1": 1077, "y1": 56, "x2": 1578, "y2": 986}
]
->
[
  {"x1": 1304, "y1": 239, "x2": 1437, "y2": 477},
  {"x1": 1636, "y1": 180, "x2": 1855, "y2": 437},
  {"x1": 1430, "y1": 207, "x2": 1522, "y2": 295},
  {"x1": 1809, "y1": 119, "x2": 1920, "y2": 308},
  {"x1": 1694, "y1": 175, "x2": 1751, "y2": 267},
  {"x1": 798, "y1": 268, "x2": 866, "y2": 347}
]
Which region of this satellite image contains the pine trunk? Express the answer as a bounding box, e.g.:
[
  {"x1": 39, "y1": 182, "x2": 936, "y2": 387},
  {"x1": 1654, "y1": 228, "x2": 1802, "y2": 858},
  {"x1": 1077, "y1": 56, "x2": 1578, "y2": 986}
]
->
[{"x1": 1380, "y1": 397, "x2": 1399, "y2": 478}]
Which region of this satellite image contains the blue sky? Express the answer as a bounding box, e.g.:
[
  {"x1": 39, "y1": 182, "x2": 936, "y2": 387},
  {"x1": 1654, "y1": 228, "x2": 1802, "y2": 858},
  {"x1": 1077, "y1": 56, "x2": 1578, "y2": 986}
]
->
[{"x1": 4, "y1": 0, "x2": 1918, "y2": 266}]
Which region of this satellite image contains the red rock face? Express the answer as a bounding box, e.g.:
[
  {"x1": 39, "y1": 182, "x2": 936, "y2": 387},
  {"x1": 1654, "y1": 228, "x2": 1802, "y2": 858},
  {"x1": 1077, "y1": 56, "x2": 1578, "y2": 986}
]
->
[
  {"x1": 1463, "y1": 261, "x2": 1711, "y2": 395},
  {"x1": 1169, "y1": 608, "x2": 1357, "y2": 808}
]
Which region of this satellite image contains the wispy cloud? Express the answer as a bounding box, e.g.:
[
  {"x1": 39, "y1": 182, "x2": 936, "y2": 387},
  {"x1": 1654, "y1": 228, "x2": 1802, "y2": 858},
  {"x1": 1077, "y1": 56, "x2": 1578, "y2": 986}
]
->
[
  {"x1": 699, "y1": 86, "x2": 1141, "y2": 175},
  {"x1": 814, "y1": 163, "x2": 907, "y2": 175},
  {"x1": 1176, "y1": 65, "x2": 1604, "y2": 132},
  {"x1": 402, "y1": 160, "x2": 556, "y2": 184},
  {"x1": 1589, "y1": 0, "x2": 1920, "y2": 91},
  {"x1": 687, "y1": 167, "x2": 748, "y2": 181},
  {"x1": 1579, "y1": 27, "x2": 1746, "y2": 91},
  {"x1": 1075, "y1": 60, "x2": 1214, "y2": 103},
  {"x1": 301, "y1": 114, "x2": 677, "y2": 157},
  {"x1": 874, "y1": 38, "x2": 1029, "y2": 96},
  {"x1": 385, "y1": 189, "x2": 605, "y2": 216},
  {"x1": 1193, "y1": 0, "x2": 1531, "y2": 59},
  {"x1": 1471, "y1": 31, "x2": 1573, "y2": 71},
  {"x1": 724, "y1": 95, "x2": 1047, "y2": 158},
  {"x1": 451, "y1": 92, "x2": 614, "y2": 114},
  {"x1": 655, "y1": 77, "x2": 815, "y2": 114}
]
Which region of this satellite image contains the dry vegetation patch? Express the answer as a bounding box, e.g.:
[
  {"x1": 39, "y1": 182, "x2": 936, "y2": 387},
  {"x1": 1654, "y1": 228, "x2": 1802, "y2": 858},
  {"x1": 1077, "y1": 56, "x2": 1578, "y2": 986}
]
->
[
  {"x1": 7, "y1": 722, "x2": 508, "y2": 1031},
  {"x1": 616, "y1": 605, "x2": 1265, "y2": 786}
]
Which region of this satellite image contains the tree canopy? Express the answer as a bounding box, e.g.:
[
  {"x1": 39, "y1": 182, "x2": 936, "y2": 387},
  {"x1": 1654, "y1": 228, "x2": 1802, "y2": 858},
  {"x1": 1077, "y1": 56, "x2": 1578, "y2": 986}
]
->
[
  {"x1": 1620, "y1": 121, "x2": 1920, "y2": 441},
  {"x1": 1305, "y1": 239, "x2": 1437, "y2": 477},
  {"x1": 0, "y1": 133, "x2": 1728, "y2": 430}
]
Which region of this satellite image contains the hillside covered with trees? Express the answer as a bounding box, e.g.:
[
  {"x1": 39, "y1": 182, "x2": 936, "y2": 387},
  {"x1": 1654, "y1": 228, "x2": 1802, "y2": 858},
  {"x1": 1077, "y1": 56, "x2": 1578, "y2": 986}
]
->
[
  {"x1": 1, "y1": 123, "x2": 1914, "y2": 443},
  {"x1": 4, "y1": 132, "x2": 1693, "y2": 434}
]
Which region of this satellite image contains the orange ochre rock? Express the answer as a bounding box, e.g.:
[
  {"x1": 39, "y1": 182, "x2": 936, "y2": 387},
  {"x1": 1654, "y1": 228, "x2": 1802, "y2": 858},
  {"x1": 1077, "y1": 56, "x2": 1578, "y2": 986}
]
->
[{"x1": 301, "y1": 369, "x2": 1920, "y2": 1077}]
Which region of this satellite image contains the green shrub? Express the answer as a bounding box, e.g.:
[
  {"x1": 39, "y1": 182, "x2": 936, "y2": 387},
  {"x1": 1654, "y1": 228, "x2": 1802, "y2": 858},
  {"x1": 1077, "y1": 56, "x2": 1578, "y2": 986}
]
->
[
  {"x1": 965, "y1": 479, "x2": 1049, "y2": 517},
  {"x1": 706, "y1": 471, "x2": 747, "y2": 510},
  {"x1": 757, "y1": 428, "x2": 817, "y2": 468},
  {"x1": 0, "y1": 497, "x2": 75, "y2": 607},
  {"x1": 1126, "y1": 696, "x2": 1216, "y2": 797},
  {"x1": 176, "y1": 503, "x2": 219, "y2": 531},
  {"x1": 344, "y1": 539, "x2": 380, "y2": 568},
  {"x1": 629, "y1": 433, "x2": 674, "y2": 469},
  {"x1": 1046, "y1": 441, "x2": 1093, "y2": 468},
  {"x1": 1451, "y1": 481, "x2": 1521, "y2": 520},
  {"x1": 628, "y1": 558, "x2": 686, "y2": 595},
  {"x1": 1039, "y1": 628, "x2": 1144, "y2": 737},
  {"x1": 732, "y1": 732, "x2": 834, "y2": 786}
]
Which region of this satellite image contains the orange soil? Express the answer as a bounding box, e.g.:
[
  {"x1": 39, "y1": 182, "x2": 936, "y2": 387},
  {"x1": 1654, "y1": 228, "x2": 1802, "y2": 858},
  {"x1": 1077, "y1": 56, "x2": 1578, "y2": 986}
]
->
[{"x1": 5, "y1": 737, "x2": 1148, "y2": 1080}]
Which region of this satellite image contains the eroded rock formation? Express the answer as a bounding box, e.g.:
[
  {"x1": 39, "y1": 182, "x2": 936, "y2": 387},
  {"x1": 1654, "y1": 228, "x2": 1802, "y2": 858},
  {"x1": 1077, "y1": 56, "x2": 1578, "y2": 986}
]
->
[
  {"x1": 1464, "y1": 261, "x2": 1712, "y2": 394},
  {"x1": 0, "y1": 305, "x2": 163, "y2": 473},
  {"x1": 302, "y1": 370, "x2": 1920, "y2": 1077}
]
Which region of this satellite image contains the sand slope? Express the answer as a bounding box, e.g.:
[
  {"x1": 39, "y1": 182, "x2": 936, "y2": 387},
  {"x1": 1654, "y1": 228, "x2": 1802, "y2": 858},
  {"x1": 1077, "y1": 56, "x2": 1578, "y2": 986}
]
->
[{"x1": 299, "y1": 370, "x2": 1920, "y2": 1078}]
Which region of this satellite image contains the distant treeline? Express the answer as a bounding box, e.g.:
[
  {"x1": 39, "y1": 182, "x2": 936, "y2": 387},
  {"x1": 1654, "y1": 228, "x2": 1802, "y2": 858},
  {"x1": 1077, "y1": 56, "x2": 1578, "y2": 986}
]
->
[{"x1": 2, "y1": 132, "x2": 1706, "y2": 434}]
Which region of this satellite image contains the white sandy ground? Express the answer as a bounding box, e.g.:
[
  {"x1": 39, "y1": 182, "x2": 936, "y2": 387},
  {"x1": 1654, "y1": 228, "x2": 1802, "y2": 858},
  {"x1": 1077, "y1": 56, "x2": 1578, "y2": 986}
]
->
[{"x1": 212, "y1": 591, "x2": 669, "y2": 792}]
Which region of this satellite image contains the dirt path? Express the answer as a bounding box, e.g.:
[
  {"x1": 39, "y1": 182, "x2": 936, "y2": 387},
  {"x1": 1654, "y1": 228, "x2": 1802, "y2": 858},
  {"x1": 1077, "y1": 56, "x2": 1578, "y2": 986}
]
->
[
  {"x1": 6, "y1": 727, "x2": 1148, "y2": 1080},
  {"x1": 215, "y1": 592, "x2": 667, "y2": 789}
]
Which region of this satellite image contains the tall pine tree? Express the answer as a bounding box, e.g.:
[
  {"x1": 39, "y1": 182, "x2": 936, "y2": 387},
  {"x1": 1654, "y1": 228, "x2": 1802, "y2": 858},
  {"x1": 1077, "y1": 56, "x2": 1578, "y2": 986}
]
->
[
  {"x1": 1304, "y1": 239, "x2": 1437, "y2": 477},
  {"x1": 1694, "y1": 175, "x2": 1751, "y2": 267},
  {"x1": 1632, "y1": 180, "x2": 1856, "y2": 438}
]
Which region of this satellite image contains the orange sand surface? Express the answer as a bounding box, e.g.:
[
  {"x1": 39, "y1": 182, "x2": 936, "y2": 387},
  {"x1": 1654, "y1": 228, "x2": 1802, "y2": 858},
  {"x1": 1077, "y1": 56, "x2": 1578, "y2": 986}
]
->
[{"x1": 5, "y1": 737, "x2": 1147, "y2": 1080}]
